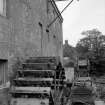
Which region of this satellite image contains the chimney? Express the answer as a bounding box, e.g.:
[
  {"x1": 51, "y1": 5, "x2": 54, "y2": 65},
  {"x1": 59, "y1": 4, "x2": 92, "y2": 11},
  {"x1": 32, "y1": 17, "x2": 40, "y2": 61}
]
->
[{"x1": 65, "y1": 40, "x2": 68, "y2": 45}]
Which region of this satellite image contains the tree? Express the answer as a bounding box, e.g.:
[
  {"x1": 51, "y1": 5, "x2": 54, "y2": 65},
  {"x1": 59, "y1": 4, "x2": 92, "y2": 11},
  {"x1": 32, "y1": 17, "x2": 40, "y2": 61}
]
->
[
  {"x1": 76, "y1": 29, "x2": 105, "y2": 58},
  {"x1": 76, "y1": 29, "x2": 105, "y2": 77}
]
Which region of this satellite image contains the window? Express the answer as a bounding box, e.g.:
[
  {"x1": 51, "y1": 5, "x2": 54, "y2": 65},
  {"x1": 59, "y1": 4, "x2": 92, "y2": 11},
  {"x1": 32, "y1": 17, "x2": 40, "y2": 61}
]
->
[
  {"x1": 0, "y1": 0, "x2": 6, "y2": 16},
  {"x1": 0, "y1": 0, "x2": 3, "y2": 14},
  {"x1": 0, "y1": 60, "x2": 8, "y2": 88}
]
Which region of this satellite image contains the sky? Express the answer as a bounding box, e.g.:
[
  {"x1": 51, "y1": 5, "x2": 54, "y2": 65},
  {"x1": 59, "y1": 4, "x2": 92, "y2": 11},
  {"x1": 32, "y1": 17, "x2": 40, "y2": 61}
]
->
[{"x1": 56, "y1": 0, "x2": 105, "y2": 47}]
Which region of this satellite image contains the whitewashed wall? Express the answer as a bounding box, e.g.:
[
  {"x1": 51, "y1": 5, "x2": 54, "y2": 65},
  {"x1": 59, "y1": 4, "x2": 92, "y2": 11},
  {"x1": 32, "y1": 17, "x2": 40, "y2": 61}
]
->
[{"x1": 65, "y1": 67, "x2": 74, "y2": 82}]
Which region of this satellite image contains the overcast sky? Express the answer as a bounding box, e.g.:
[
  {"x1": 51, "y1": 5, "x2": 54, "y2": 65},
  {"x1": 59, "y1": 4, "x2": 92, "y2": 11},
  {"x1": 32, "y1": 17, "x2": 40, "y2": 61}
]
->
[{"x1": 56, "y1": 0, "x2": 105, "y2": 47}]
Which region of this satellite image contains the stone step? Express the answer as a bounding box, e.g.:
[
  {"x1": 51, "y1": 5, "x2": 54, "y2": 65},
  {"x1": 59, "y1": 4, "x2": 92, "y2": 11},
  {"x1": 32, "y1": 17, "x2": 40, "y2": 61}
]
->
[
  {"x1": 14, "y1": 77, "x2": 53, "y2": 82},
  {"x1": 10, "y1": 87, "x2": 51, "y2": 94},
  {"x1": 26, "y1": 57, "x2": 58, "y2": 64},
  {"x1": 13, "y1": 77, "x2": 54, "y2": 87},
  {"x1": 10, "y1": 56, "x2": 63, "y2": 103},
  {"x1": 17, "y1": 70, "x2": 55, "y2": 78},
  {"x1": 12, "y1": 79, "x2": 62, "y2": 89},
  {"x1": 70, "y1": 86, "x2": 93, "y2": 102},
  {"x1": 13, "y1": 80, "x2": 53, "y2": 87},
  {"x1": 10, "y1": 91, "x2": 51, "y2": 99},
  {"x1": 17, "y1": 69, "x2": 55, "y2": 72},
  {"x1": 22, "y1": 63, "x2": 56, "y2": 70},
  {"x1": 10, "y1": 90, "x2": 50, "y2": 94}
]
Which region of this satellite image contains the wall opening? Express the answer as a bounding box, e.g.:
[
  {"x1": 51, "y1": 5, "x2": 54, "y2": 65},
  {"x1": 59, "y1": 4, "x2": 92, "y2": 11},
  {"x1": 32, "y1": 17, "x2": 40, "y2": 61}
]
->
[{"x1": 0, "y1": 59, "x2": 8, "y2": 87}]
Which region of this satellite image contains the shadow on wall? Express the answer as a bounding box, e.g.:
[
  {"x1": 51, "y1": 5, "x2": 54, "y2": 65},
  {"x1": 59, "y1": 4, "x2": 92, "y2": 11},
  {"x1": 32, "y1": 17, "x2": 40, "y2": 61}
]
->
[{"x1": 72, "y1": 102, "x2": 86, "y2": 105}]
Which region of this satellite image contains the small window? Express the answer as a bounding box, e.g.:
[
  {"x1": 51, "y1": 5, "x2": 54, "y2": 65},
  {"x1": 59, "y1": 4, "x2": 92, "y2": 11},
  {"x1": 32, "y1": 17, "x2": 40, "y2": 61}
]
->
[{"x1": 0, "y1": 0, "x2": 6, "y2": 16}]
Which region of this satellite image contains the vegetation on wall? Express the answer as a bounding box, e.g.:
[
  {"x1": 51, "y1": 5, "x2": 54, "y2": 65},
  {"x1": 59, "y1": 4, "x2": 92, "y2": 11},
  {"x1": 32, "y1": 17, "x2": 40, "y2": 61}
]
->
[{"x1": 9, "y1": 56, "x2": 25, "y2": 85}]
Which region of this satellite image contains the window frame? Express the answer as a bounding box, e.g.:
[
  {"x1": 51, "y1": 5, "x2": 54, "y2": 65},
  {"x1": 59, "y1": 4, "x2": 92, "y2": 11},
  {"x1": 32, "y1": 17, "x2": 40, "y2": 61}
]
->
[{"x1": 0, "y1": 0, "x2": 6, "y2": 17}]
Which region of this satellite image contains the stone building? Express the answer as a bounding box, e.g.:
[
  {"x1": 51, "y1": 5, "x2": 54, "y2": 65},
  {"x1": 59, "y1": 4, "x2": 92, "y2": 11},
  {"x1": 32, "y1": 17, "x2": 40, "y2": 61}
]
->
[{"x1": 0, "y1": 0, "x2": 63, "y2": 103}]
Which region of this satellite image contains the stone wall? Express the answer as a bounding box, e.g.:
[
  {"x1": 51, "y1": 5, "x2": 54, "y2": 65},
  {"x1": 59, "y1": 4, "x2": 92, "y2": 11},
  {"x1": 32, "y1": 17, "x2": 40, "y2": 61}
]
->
[
  {"x1": 0, "y1": 0, "x2": 63, "y2": 79},
  {"x1": 8, "y1": 0, "x2": 47, "y2": 57},
  {"x1": 46, "y1": 0, "x2": 63, "y2": 61},
  {"x1": 8, "y1": 0, "x2": 63, "y2": 59}
]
